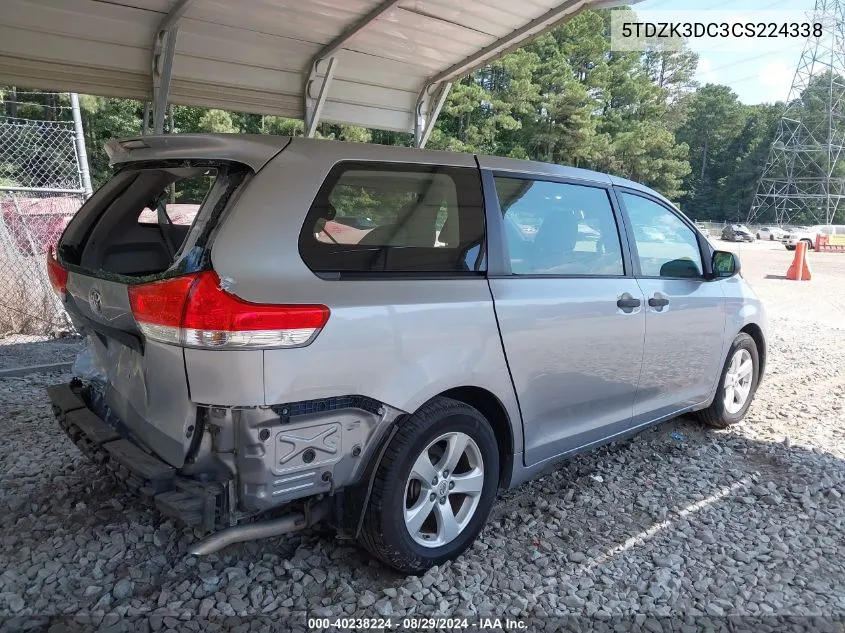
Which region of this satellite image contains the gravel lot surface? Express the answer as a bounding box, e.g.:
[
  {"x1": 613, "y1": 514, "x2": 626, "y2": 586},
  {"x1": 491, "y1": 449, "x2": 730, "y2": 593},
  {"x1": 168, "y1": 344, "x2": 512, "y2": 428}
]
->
[
  {"x1": 1, "y1": 241, "x2": 844, "y2": 632},
  {"x1": 0, "y1": 337, "x2": 81, "y2": 372}
]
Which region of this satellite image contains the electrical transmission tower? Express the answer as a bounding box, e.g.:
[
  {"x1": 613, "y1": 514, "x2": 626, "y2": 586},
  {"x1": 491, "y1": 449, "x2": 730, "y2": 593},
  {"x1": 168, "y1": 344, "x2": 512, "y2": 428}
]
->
[{"x1": 749, "y1": 0, "x2": 845, "y2": 227}]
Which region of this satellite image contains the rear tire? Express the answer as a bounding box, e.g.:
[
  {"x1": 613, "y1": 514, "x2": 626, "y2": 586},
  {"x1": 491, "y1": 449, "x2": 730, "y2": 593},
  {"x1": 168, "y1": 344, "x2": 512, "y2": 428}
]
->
[
  {"x1": 358, "y1": 397, "x2": 499, "y2": 573},
  {"x1": 802, "y1": 239, "x2": 814, "y2": 250},
  {"x1": 697, "y1": 333, "x2": 759, "y2": 429}
]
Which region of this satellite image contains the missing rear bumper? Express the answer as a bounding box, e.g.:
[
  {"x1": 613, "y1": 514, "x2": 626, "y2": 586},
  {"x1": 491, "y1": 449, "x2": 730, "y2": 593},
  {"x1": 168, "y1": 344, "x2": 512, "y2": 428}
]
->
[
  {"x1": 188, "y1": 498, "x2": 330, "y2": 556},
  {"x1": 47, "y1": 381, "x2": 225, "y2": 531},
  {"x1": 47, "y1": 381, "x2": 404, "y2": 549}
]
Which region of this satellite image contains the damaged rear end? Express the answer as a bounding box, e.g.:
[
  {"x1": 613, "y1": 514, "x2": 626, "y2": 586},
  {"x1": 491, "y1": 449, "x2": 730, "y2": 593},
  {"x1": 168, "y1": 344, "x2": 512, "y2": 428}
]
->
[{"x1": 45, "y1": 134, "x2": 351, "y2": 539}]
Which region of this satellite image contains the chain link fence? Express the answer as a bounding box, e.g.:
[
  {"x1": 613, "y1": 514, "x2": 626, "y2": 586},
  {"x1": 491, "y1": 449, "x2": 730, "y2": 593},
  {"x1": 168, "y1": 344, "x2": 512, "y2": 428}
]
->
[{"x1": 0, "y1": 103, "x2": 86, "y2": 369}]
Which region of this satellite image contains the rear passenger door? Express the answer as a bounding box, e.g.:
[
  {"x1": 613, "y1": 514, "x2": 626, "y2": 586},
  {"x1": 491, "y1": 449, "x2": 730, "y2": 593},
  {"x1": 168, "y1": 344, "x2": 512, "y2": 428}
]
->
[
  {"x1": 485, "y1": 173, "x2": 646, "y2": 467},
  {"x1": 616, "y1": 190, "x2": 726, "y2": 423},
  {"x1": 261, "y1": 159, "x2": 521, "y2": 436}
]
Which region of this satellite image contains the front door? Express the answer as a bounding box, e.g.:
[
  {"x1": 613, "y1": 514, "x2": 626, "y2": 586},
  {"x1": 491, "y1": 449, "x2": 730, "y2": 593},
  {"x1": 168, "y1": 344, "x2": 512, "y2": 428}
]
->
[
  {"x1": 486, "y1": 175, "x2": 646, "y2": 467},
  {"x1": 616, "y1": 190, "x2": 726, "y2": 424}
]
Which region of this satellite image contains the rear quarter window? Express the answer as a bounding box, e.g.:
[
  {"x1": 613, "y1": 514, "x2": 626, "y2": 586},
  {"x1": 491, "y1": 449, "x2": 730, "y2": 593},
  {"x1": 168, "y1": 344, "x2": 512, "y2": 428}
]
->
[{"x1": 299, "y1": 162, "x2": 485, "y2": 275}]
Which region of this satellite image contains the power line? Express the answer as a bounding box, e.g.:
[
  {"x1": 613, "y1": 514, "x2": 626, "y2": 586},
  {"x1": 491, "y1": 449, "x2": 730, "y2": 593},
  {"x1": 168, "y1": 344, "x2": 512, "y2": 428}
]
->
[{"x1": 702, "y1": 41, "x2": 806, "y2": 76}]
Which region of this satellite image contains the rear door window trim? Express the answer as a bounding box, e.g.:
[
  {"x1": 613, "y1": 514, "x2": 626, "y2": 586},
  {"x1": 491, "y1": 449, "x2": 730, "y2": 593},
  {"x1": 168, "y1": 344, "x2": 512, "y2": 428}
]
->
[{"x1": 482, "y1": 169, "x2": 634, "y2": 279}]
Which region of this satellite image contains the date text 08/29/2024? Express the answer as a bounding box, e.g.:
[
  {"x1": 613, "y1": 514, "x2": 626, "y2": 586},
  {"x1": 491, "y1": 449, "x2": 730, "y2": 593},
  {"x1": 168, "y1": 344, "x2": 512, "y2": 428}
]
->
[{"x1": 307, "y1": 617, "x2": 528, "y2": 630}]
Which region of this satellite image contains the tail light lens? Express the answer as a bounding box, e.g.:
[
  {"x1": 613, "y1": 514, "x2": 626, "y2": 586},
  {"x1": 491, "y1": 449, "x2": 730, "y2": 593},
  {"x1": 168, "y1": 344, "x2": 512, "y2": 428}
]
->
[
  {"x1": 46, "y1": 247, "x2": 68, "y2": 299},
  {"x1": 128, "y1": 271, "x2": 330, "y2": 349}
]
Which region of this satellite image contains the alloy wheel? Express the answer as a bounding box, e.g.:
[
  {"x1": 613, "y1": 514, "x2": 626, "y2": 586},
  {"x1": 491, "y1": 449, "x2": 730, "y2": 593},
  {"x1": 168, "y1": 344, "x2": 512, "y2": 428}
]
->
[
  {"x1": 724, "y1": 348, "x2": 754, "y2": 414},
  {"x1": 403, "y1": 432, "x2": 484, "y2": 548}
]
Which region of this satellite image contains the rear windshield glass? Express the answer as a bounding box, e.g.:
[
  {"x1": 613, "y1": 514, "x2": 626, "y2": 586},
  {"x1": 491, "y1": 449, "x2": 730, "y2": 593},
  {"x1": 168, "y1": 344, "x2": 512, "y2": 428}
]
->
[
  {"x1": 136, "y1": 169, "x2": 217, "y2": 226},
  {"x1": 60, "y1": 163, "x2": 246, "y2": 277},
  {"x1": 299, "y1": 162, "x2": 485, "y2": 274}
]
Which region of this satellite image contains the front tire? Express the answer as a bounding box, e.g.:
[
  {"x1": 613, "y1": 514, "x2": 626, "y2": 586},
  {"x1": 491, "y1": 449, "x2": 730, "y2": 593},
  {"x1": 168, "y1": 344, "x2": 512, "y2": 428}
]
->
[
  {"x1": 698, "y1": 333, "x2": 760, "y2": 429},
  {"x1": 358, "y1": 397, "x2": 499, "y2": 573}
]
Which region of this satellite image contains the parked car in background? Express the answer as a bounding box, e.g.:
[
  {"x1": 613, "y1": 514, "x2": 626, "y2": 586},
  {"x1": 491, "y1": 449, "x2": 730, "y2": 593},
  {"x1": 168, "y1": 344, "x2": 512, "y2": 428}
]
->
[
  {"x1": 333, "y1": 215, "x2": 376, "y2": 230},
  {"x1": 757, "y1": 226, "x2": 787, "y2": 241},
  {"x1": 46, "y1": 134, "x2": 767, "y2": 573},
  {"x1": 0, "y1": 196, "x2": 79, "y2": 256},
  {"x1": 783, "y1": 224, "x2": 845, "y2": 250},
  {"x1": 721, "y1": 224, "x2": 755, "y2": 242}
]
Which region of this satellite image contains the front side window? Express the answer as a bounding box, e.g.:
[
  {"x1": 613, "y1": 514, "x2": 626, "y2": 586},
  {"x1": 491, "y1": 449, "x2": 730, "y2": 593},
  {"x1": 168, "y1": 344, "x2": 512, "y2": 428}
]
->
[
  {"x1": 620, "y1": 192, "x2": 703, "y2": 278},
  {"x1": 300, "y1": 163, "x2": 484, "y2": 274},
  {"x1": 494, "y1": 177, "x2": 624, "y2": 276}
]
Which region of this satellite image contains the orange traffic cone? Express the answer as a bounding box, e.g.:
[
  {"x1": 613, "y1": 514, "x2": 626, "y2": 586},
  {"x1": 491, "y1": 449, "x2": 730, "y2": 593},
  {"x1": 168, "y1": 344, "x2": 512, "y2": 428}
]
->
[{"x1": 786, "y1": 241, "x2": 812, "y2": 281}]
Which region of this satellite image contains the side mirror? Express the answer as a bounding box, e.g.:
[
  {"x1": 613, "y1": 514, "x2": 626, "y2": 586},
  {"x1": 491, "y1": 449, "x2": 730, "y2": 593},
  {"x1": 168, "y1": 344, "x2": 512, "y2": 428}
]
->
[{"x1": 711, "y1": 250, "x2": 740, "y2": 278}]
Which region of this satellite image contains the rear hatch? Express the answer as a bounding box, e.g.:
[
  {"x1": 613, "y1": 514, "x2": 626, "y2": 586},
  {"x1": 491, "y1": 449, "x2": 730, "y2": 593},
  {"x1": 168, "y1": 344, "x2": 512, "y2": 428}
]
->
[{"x1": 49, "y1": 135, "x2": 289, "y2": 468}]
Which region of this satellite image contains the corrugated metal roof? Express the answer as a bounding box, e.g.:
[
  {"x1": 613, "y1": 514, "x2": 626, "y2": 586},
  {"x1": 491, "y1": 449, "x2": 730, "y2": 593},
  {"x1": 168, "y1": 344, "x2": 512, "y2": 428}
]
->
[{"x1": 0, "y1": 0, "x2": 638, "y2": 133}]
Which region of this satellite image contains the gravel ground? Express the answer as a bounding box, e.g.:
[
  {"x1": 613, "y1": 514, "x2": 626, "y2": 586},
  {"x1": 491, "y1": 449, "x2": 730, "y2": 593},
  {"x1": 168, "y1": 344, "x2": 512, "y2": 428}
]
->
[
  {"x1": 1, "y1": 242, "x2": 844, "y2": 632},
  {"x1": 0, "y1": 336, "x2": 82, "y2": 372}
]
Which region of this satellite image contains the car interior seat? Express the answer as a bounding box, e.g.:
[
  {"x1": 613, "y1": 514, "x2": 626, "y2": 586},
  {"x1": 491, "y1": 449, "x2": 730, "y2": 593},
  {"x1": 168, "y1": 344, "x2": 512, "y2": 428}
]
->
[{"x1": 531, "y1": 210, "x2": 579, "y2": 272}]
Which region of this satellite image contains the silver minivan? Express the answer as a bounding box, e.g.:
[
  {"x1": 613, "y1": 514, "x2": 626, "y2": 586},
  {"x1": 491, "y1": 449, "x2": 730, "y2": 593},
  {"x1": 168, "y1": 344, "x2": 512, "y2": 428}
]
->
[{"x1": 47, "y1": 134, "x2": 767, "y2": 573}]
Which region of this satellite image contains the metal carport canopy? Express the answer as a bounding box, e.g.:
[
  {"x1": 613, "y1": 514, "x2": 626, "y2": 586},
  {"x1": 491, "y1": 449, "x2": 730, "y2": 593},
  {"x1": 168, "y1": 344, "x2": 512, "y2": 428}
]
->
[{"x1": 0, "y1": 0, "x2": 638, "y2": 146}]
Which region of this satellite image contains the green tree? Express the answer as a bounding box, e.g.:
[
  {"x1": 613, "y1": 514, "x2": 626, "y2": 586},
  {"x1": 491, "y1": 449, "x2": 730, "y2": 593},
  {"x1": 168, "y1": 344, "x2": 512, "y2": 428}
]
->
[
  {"x1": 521, "y1": 33, "x2": 598, "y2": 166},
  {"x1": 719, "y1": 103, "x2": 783, "y2": 221},
  {"x1": 197, "y1": 109, "x2": 238, "y2": 133},
  {"x1": 77, "y1": 96, "x2": 143, "y2": 187},
  {"x1": 676, "y1": 84, "x2": 746, "y2": 216}
]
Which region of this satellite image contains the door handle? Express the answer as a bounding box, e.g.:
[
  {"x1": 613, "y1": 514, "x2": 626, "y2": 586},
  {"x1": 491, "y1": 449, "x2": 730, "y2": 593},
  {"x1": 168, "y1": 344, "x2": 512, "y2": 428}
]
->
[
  {"x1": 648, "y1": 295, "x2": 670, "y2": 308},
  {"x1": 617, "y1": 294, "x2": 642, "y2": 310}
]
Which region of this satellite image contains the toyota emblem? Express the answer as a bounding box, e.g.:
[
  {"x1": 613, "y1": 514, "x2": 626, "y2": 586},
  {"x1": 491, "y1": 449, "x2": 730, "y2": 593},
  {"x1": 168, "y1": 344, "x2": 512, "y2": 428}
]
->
[{"x1": 88, "y1": 288, "x2": 102, "y2": 315}]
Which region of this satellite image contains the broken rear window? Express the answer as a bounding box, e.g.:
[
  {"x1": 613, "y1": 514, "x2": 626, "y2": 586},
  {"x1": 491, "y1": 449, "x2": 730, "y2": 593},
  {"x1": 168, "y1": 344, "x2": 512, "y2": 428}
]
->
[{"x1": 59, "y1": 163, "x2": 247, "y2": 277}]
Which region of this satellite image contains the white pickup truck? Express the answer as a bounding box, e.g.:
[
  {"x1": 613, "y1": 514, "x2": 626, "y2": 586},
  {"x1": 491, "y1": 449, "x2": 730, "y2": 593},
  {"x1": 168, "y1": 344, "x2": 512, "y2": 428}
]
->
[{"x1": 783, "y1": 224, "x2": 845, "y2": 250}]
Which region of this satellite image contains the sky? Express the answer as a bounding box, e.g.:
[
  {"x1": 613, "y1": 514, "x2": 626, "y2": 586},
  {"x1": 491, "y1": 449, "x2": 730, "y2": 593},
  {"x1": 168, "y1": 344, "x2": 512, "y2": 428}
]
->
[{"x1": 631, "y1": 0, "x2": 818, "y2": 104}]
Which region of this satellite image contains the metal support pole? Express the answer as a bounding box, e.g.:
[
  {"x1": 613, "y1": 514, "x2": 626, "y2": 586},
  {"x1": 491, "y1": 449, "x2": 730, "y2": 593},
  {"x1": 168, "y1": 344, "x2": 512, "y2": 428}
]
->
[
  {"x1": 70, "y1": 93, "x2": 93, "y2": 198},
  {"x1": 414, "y1": 82, "x2": 452, "y2": 149},
  {"x1": 150, "y1": 0, "x2": 195, "y2": 135},
  {"x1": 152, "y1": 27, "x2": 179, "y2": 134},
  {"x1": 305, "y1": 57, "x2": 338, "y2": 138},
  {"x1": 302, "y1": 0, "x2": 402, "y2": 136}
]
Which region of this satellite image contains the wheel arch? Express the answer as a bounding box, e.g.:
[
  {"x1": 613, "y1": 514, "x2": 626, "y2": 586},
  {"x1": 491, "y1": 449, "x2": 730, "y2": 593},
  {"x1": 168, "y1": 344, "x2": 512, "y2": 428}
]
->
[
  {"x1": 740, "y1": 322, "x2": 767, "y2": 383},
  {"x1": 335, "y1": 386, "x2": 518, "y2": 537},
  {"x1": 436, "y1": 386, "x2": 515, "y2": 489}
]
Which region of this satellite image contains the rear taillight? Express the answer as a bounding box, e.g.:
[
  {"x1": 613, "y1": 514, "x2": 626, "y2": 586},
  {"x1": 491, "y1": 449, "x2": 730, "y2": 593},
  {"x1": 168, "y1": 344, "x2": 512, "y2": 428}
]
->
[
  {"x1": 46, "y1": 248, "x2": 68, "y2": 299},
  {"x1": 128, "y1": 271, "x2": 329, "y2": 349},
  {"x1": 127, "y1": 275, "x2": 197, "y2": 345}
]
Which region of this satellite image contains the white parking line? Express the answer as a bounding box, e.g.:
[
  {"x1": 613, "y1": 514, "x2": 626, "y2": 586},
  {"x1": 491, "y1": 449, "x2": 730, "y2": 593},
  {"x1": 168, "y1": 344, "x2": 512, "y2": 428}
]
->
[{"x1": 582, "y1": 477, "x2": 752, "y2": 572}]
